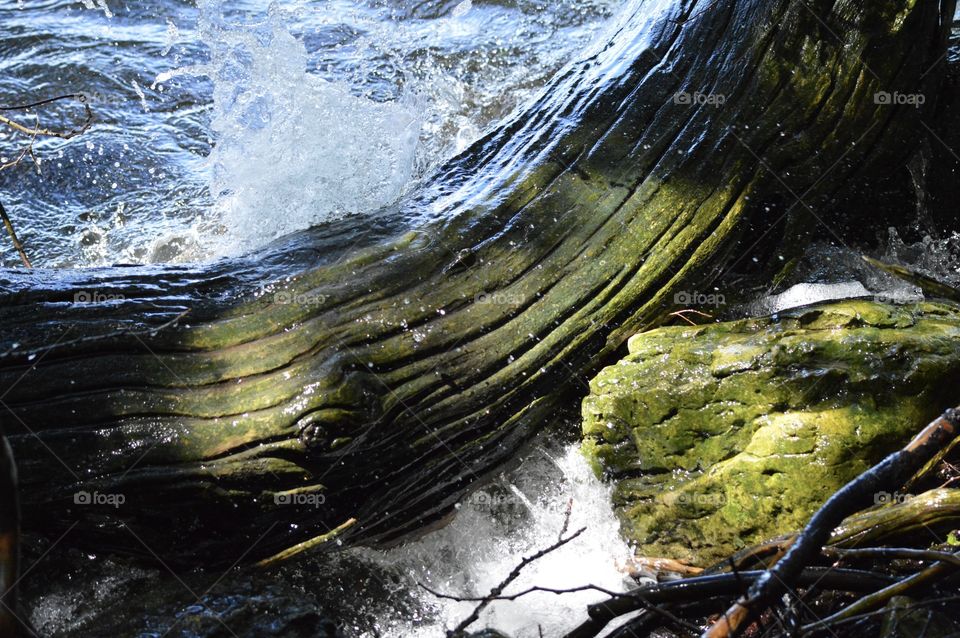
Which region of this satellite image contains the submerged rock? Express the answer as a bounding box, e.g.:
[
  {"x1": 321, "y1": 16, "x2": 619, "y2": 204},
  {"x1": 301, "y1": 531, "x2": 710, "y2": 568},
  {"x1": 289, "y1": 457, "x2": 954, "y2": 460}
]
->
[{"x1": 582, "y1": 300, "x2": 960, "y2": 565}]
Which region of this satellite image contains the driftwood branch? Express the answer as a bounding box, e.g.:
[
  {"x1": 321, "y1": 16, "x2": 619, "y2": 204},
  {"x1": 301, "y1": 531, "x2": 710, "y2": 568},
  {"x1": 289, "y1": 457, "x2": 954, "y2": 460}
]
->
[{"x1": 702, "y1": 407, "x2": 960, "y2": 638}]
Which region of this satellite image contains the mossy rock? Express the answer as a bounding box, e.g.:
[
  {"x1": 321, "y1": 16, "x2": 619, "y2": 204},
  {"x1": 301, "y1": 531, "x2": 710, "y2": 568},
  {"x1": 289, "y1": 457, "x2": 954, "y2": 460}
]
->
[{"x1": 582, "y1": 300, "x2": 960, "y2": 565}]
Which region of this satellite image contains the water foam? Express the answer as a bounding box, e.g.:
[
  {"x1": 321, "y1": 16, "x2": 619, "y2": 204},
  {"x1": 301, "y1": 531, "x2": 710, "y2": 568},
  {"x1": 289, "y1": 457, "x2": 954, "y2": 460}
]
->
[
  {"x1": 160, "y1": 1, "x2": 422, "y2": 256},
  {"x1": 350, "y1": 444, "x2": 633, "y2": 638},
  {"x1": 747, "y1": 227, "x2": 960, "y2": 314}
]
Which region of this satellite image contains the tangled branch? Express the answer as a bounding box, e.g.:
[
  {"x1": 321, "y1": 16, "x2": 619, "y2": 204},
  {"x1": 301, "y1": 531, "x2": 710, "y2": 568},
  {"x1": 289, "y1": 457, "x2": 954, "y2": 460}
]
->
[{"x1": 703, "y1": 407, "x2": 960, "y2": 638}]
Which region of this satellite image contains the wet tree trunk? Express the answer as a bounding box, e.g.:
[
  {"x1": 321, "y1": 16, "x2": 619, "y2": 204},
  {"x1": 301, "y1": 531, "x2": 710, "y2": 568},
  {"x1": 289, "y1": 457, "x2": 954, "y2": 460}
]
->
[{"x1": 0, "y1": 0, "x2": 953, "y2": 565}]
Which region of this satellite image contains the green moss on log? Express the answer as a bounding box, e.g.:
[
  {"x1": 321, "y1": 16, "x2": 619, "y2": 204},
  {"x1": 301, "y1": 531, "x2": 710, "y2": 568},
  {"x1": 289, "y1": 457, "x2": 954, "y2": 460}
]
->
[{"x1": 0, "y1": 0, "x2": 953, "y2": 564}]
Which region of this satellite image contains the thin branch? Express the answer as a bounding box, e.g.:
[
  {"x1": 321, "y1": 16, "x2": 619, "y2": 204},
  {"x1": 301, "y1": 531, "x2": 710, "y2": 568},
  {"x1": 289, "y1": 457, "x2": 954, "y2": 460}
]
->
[
  {"x1": 0, "y1": 92, "x2": 96, "y2": 267},
  {"x1": 796, "y1": 594, "x2": 960, "y2": 633},
  {"x1": 566, "y1": 567, "x2": 893, "y2": 638},
  {"x1": 422, "y1": 578, "x2": 703, "y2": 638},
  {"x1": 419, "y1": 502, "x2": 584, "y2": 636},
  {"x1": 449, "y1": 527, "x2": 586, "y2": 636},
  {"x1": 423, "y1": 581, "x2": 626, "y2": 604},
  {"x1": 824, "y1": 546, "x2": 960, "y2": 568},
  {"x1": 0, "y1": 93, "x2": 93, "y2": 140},
  {"x1": 0, "y1": 201, "x2": 30, "y2": 268},
  {"x1": 669, "y1": 309, "x2": 713, "y2": 326},
  {"x1": 800, "y1": 560, "x2": 958, "y2": 634}
]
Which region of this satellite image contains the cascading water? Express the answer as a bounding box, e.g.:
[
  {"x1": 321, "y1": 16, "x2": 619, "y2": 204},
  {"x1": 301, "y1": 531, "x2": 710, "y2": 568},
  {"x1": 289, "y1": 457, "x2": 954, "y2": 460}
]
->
[{"x1": 6, "y1": 3, "x2": 640, "y2": 636}]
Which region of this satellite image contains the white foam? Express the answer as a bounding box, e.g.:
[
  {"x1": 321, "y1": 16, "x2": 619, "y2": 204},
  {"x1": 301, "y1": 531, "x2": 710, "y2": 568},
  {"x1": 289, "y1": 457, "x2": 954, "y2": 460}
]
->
[
  {"x1": 173, "y1": 1, "x2": 422, "y2": 256},
  {"x1": 80, "y1": 0, "x2": 113, "y2": 19},
  {"x1": 351, "y1": 444, "x2": 633, "y2": 638},
  {"x1": 752, "y1": 281, "x2": 874, "y2": 314}
]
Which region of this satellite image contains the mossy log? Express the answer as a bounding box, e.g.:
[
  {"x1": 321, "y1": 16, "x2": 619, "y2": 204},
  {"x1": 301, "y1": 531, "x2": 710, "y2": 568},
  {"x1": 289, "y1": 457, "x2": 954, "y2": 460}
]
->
[
  {"x1": 582, "y1": 300, "x2": 960, "y2": 565},
  {"x1": 0, "y1": 0, "x2": 953, "y2": 564}
]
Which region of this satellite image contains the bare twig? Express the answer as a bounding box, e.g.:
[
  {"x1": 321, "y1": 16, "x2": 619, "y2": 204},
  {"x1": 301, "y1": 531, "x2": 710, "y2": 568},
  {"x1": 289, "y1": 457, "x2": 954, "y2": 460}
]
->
[
  {"x1": 422, "y1": 579, "x2": 703, "y2": 637},
  {"x1": 565, "y1": 567, "x2": 893, "y2": 638},
  {"x1": 0, "y1": 92, "x2": 96, "y2": 267},
  {"x1": 418, "y1": 501, "x2": 585, "y2": 636},
  {"x1": 0, "y1": 201, "x2": 31, "y2": 268},
  {"x1": 669, "y1": 309, "x2": 713, "y2": 326},
  {"x1": 423, "y1": 581, "x2": 636, "y2": 604},
  {"x1": 449, "y1": 526, "x2": 586, "y2": 636},
  {"x1": 824, "y1": 546, "x2": 960, "y2": 568},
  {"x1": 0, "y1": 93, "x2": 93, "y2": 140},
  {"x1": 801, "y1": 559, "x2": 959, "y2": 634},
  {"x1": 796, "y1": 594, "x2": 960, "y2": 633}
]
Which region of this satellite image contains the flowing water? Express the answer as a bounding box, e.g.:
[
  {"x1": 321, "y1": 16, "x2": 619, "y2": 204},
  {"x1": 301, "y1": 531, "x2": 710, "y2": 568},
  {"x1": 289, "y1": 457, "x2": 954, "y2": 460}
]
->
[
  {"x1": 23, "y1": 439, "x2": 636, "y2": 637},
  {"x1": 0, "y1": 0, "x2": 615, "y2": 267}
]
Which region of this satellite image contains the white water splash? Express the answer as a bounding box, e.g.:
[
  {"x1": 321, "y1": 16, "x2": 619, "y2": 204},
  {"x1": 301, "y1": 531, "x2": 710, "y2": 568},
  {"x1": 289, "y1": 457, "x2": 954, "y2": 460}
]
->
[
  {"x1": 162, "y1": 1, "x2": 422, "y2": 255},
  {"x1": 80, "y1": 0, "x2": 113, "y2": 19},
  {"x1": 350, "y1": 444, "x2": 633, "y2": 638},
  {"x1": 747, "y1": 226, "x2": 960, "y2": 314},
  {"x1": 752, "y1": 281, "x2": 874, "y2": 314}
]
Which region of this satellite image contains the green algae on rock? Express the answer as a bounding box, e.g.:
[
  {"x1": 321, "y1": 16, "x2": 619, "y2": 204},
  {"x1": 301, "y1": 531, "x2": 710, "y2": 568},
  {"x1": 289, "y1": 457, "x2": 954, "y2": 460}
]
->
[{"x1": 582, "y1": 300, "x2": 960, "y2": 565}]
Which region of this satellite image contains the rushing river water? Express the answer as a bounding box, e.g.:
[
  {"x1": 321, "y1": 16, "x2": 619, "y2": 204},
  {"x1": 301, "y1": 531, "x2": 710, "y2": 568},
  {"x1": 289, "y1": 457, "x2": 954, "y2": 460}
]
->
[{"x1": 0, "y1": 0, "x2": 615, "y2": 268}]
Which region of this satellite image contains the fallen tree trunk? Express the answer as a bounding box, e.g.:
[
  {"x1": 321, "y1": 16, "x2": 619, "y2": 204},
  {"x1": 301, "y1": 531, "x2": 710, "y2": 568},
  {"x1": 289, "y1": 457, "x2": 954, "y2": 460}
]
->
[{"x1": 0, "y1": 0, "x2": 952, "y2": 565}]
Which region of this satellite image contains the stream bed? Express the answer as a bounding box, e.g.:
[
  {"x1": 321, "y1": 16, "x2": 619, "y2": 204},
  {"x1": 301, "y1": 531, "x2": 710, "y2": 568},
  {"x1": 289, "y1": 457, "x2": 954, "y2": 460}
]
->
[{"x1": 4, "y1": 2, "x2": 960, "y2": 637}]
